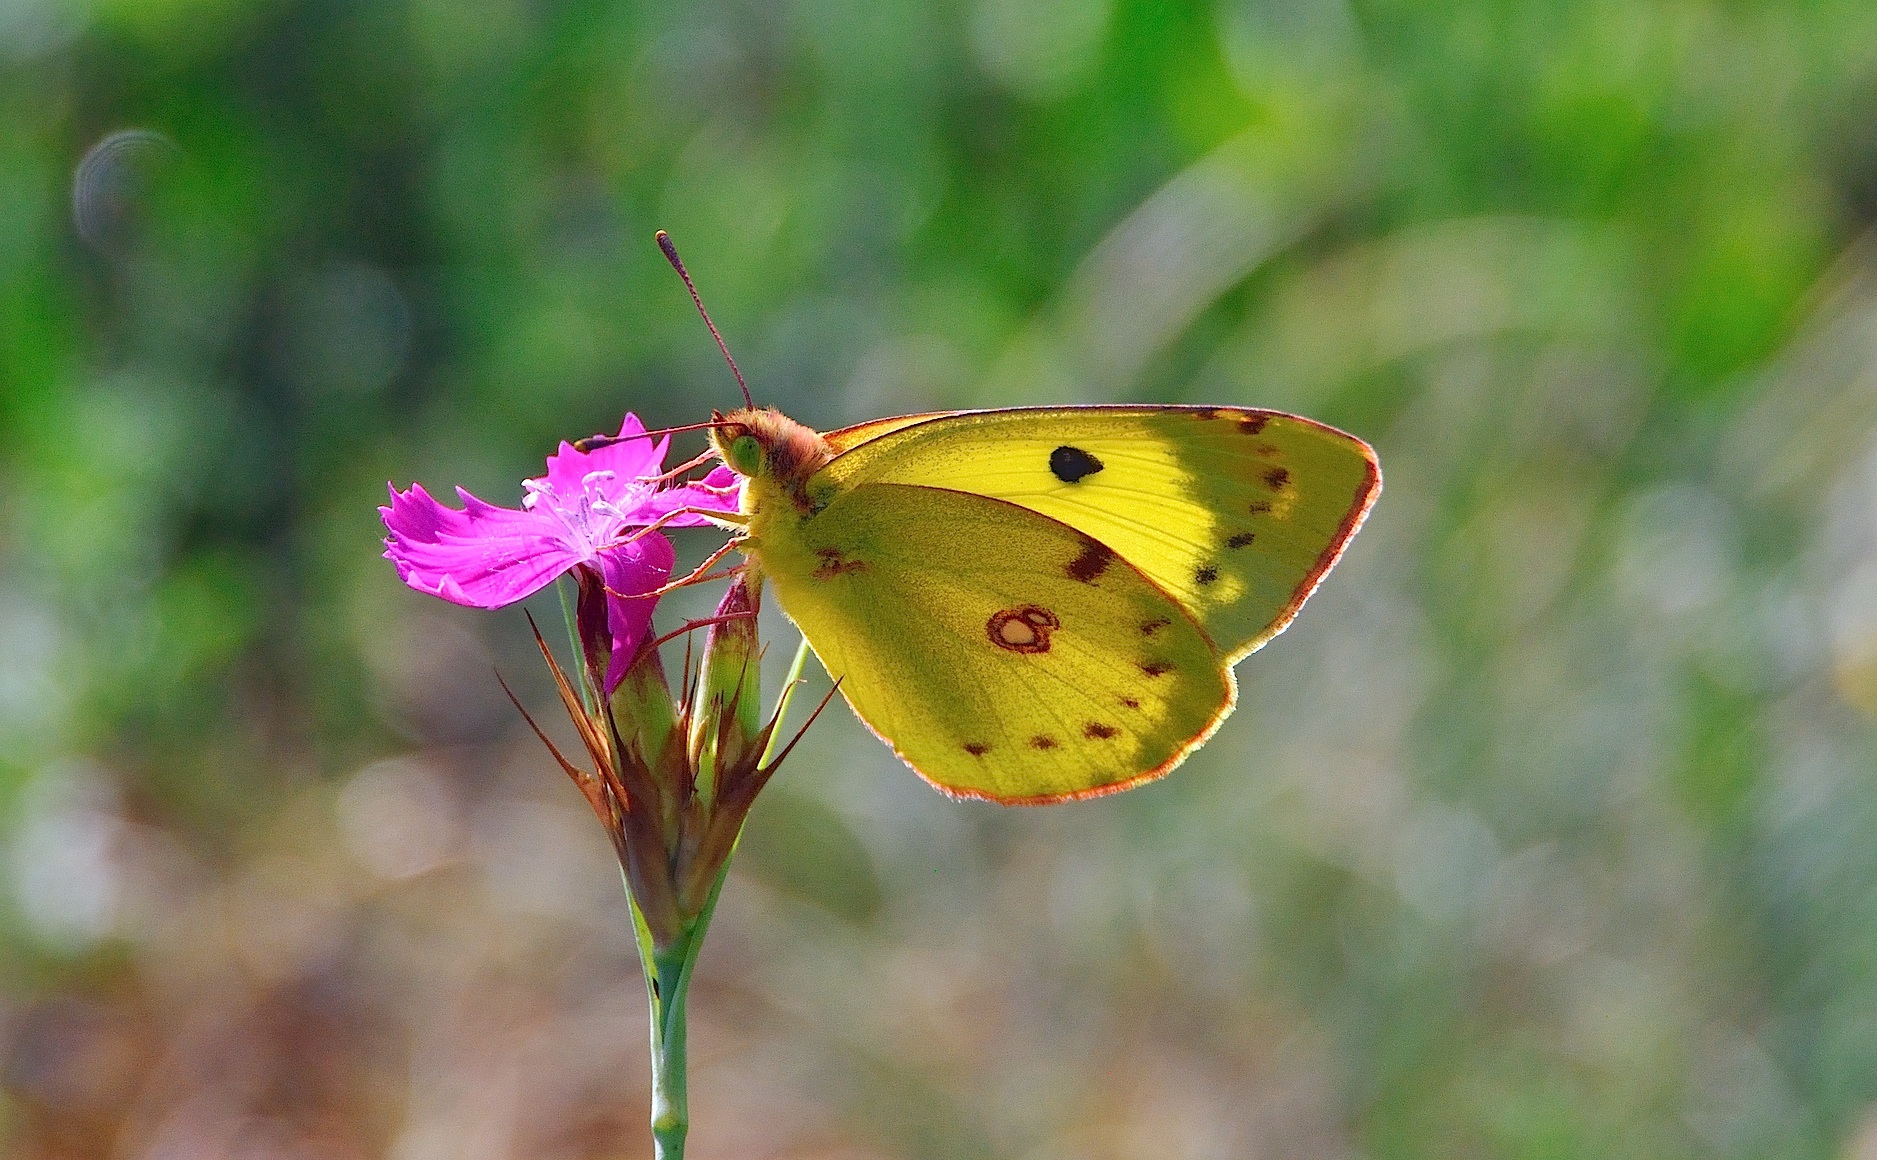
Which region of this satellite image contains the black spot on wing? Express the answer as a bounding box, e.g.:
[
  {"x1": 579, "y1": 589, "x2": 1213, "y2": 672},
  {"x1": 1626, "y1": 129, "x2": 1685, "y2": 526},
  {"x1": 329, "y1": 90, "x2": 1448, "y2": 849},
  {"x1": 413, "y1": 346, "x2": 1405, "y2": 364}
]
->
[
  {"x1": 1083, "y1": 722, "x2": 1118, "y2": 740},
  {"x1": 1248, "y1": 500, "x2": 1272, "y2": 516},
  {"x1": 1049, "y1": 445, "x2": 1104, "y2": 483},
  {"x1": 1227, "y1": 532, "x2": 1256, "y2": 549},
  {"x1": 1029, "y1": 735, "x2": 1059, "y2": 750},
  {"x1": 1120, "y1": 697, "x2": 1141, "y2": 710},
  {"x1": 1194, "y1": 565, "x2": 1219, "y2": 585},
  {"x1": 1140, "y1": 617, "x2": 1170, "y2": 636},
  {"x1": 1140, "y1": 660, "x2": 1174, "y2": 677},
  {"x1": 1237, "y1": 415, "x2": 1268, "y2": 435},
  {"x1": 963, "y1": 742, "x2": 990, "y2": 757},
  {"x1": 1264, "y1": 466, "x2": 1290, "y2": 490}
]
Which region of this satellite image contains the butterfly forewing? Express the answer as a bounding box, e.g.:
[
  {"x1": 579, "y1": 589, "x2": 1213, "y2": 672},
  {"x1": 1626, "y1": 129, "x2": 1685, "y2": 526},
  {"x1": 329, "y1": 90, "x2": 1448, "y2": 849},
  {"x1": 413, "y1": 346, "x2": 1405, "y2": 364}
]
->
[
  {"x1": 759, "y1": 482, "x2": 1232, "y2": 801},
  {"x1": 814, "y1": 406, "x2": 1380, "y2": 661},
  {"x1": 822, "y1": 411, "x2": 956, "y2": 455}
]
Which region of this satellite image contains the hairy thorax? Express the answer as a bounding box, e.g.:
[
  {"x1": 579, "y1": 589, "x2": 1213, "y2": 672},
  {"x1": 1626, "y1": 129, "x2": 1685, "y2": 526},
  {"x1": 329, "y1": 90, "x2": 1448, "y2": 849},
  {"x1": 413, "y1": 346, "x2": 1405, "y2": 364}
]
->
[{"x1": 710, "y1": 407, "x2": 837, "y2": 574}]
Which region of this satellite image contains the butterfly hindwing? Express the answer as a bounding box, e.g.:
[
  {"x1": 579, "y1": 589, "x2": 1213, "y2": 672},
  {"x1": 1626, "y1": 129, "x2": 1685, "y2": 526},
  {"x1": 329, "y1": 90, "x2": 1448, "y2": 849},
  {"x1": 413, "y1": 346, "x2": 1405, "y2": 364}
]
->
[
  {"x1": 760, "y1": 481, "x2": 1232, "y2": 802},
  {"x1": 813, "y1": 406, "x2": 1380, "y2": 661}
]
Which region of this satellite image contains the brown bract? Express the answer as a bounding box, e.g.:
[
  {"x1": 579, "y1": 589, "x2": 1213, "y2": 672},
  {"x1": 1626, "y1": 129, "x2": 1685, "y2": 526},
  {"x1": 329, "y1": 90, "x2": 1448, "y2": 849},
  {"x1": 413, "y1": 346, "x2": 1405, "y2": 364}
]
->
[{"x1": 501, "y1": 576, "x2": 835, "y2": 947}]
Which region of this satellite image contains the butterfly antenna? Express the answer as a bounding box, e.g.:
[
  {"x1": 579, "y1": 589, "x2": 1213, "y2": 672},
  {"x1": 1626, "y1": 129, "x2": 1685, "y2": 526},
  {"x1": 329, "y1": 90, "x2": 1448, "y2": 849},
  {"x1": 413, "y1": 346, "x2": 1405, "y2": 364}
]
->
[
  {"x1": 657, "y1": 230, "x2": 753, "y2": 409},
  {"x1": 573, "y1": 419, "x2": 731, "y2": 453}
]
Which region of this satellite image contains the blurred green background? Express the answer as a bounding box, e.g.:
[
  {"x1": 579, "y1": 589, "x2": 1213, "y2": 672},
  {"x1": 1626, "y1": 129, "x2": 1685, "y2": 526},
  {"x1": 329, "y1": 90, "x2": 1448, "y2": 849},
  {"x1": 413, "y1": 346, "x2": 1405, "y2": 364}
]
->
[{"x1": 7, "y1": 0, "x2": 1877, "y2": 1157}]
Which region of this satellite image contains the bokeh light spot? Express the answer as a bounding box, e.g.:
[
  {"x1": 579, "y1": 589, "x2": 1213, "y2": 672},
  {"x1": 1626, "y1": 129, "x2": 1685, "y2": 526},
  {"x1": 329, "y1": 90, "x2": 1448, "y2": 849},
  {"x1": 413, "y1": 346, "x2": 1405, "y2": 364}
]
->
[{"x1": 71, "y1": 128, "x2": 180, "y2": 253}]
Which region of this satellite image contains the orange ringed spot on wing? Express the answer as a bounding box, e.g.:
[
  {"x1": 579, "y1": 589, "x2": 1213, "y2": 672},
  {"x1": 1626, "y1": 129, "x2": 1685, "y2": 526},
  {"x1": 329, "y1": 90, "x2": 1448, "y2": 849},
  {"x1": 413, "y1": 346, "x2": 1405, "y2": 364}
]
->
[{"x1": 988, "y1": 605, "x2": 1060, "y2": 653}]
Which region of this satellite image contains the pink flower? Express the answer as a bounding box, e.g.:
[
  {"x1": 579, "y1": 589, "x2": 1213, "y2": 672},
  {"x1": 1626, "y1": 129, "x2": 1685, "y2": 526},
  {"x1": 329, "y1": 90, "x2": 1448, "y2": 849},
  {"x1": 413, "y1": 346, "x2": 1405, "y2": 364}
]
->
[{"x1": 382, "y1": 414, "x2": 742, "y2": 692}]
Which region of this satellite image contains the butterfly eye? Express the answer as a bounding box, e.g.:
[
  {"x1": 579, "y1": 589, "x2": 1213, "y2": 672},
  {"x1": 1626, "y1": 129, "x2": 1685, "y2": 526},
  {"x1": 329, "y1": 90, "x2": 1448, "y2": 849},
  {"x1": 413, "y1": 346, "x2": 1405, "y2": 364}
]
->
[{"x1": 727, "y1": 434, "x2": 763, "y2": 475}]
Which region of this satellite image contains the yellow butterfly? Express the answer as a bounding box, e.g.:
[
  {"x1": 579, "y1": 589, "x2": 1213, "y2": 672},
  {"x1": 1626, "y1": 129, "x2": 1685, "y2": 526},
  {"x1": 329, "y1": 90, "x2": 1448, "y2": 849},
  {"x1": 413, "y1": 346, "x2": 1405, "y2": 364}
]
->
[{"x1": 704, "y1": 403, "x2": 1379, "y2": 803}]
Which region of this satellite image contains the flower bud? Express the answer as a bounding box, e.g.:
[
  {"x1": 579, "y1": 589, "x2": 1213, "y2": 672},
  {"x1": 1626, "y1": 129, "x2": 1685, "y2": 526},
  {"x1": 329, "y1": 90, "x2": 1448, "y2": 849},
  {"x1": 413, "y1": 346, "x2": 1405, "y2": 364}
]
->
[
  {"x1": 688, "y1": 576, "x2": 762, "y2": 803},
  {"x1": 611, "y1": 642, "x2": 680, "y2": 773},
  {"x1": 573, "y1": 565, "x2": 616, "y2": 702}
]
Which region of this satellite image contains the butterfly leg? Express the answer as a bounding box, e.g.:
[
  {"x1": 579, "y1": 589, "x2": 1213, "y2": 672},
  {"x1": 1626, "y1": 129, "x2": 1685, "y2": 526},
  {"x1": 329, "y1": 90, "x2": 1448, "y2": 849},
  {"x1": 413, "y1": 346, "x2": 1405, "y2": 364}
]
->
[
  {"x1": 612, "y1": 536, "x2": 748, "y2": 600},
  {"x1": 616, "y1": 506, "x2": 751, "y2": 546},
  {"x1": 644, "y1": 608, "x2": 758, "y2": 652}
]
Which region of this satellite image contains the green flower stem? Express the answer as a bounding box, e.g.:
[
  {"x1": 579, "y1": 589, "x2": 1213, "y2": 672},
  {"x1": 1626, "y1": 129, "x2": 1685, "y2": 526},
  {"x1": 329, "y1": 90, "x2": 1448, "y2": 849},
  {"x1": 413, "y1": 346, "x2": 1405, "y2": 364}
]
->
[
  {"x1": 623, "y1": 631, "x2": 810, "y2": 1157},
  {"x1": 633, "y1": 854, "x2": 738, "y2": 1160},
  {"x1": 649, "y1": 938, "x2": 691, "y2": 1159}
]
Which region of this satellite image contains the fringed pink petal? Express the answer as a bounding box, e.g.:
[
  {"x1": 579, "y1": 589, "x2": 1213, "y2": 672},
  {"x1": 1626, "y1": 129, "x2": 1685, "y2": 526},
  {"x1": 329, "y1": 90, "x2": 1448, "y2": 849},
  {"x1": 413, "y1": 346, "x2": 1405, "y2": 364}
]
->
[
  {"x1": 638, "y1": 466, "x2": 745, "y2": 527},
  {"x1": 381, "y1": 482, "x2": 583, "y2": 608},
  {"x1": 537, "y1": 414, "x2": 668, "y2": 500}
]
